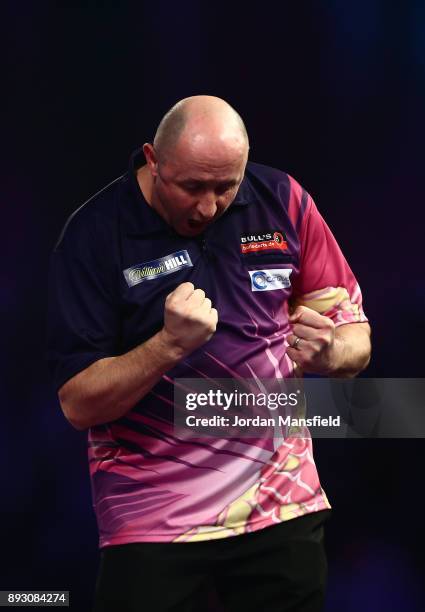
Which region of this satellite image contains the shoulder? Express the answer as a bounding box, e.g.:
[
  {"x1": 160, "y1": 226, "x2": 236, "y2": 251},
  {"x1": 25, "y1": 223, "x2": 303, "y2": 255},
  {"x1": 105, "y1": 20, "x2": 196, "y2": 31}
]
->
[
  {"x1": 244, "y1": 160, "x2": 310, "y2": 224},
  {"x1": 245, "y1": 160, "x2": 289, "y2": 182},
  {"x1": 245, "y1": 160, "x2": 306, "y2": 198},
  {"x1": 54, "y1": 173, "x2": 128, "y2": 252}
]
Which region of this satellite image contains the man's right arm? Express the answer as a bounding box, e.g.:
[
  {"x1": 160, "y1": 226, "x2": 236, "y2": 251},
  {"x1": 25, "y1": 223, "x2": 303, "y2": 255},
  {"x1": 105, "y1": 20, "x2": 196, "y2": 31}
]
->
[{"x1": 58, "y1": 282, "x2": 217, "y2": 430}]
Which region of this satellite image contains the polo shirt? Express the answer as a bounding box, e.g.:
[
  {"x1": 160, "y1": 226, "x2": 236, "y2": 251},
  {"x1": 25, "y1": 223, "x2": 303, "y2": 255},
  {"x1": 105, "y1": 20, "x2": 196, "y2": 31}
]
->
[{"x1": 47, "y1": 148, "x2": 367, "y2": 547}]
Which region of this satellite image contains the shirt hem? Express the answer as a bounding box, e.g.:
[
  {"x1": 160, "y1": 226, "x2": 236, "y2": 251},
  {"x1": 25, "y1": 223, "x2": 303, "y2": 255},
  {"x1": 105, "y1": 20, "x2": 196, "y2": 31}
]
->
[{"x1": 98, "y1": 500, "x2": 332, "y2": 549}]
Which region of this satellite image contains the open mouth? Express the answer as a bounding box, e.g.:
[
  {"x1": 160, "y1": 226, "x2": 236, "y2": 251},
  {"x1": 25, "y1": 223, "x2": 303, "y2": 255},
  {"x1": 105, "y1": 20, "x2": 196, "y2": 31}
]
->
[{"x1": 188, "y1": 219, "x2": 209, "y2": 229}]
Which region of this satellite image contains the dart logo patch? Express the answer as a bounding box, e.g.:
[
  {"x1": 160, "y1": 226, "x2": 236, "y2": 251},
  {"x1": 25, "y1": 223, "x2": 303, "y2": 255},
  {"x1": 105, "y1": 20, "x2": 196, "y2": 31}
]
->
[{"x1": 240, "y1": 230, "x2": 288, "y2": 254}]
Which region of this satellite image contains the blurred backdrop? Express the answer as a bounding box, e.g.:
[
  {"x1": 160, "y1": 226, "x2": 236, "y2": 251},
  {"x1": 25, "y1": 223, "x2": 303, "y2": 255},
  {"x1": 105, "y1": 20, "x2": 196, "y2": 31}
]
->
[{"x1": 2, "y1": 1, "x2": 424, "y2": 610}]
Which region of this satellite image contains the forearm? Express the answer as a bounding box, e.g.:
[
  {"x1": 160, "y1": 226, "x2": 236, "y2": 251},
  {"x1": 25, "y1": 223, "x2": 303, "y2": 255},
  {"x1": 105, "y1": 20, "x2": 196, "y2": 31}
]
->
[
  {"x1": 328, "y1": 323, "x2": 371, "y2": 377},
  {"x1": 59, "y1": 329, "x2": 184, "y2": 430},
  {"x1": 59, "y1": 282, "x2": 218, "y2": 430}
]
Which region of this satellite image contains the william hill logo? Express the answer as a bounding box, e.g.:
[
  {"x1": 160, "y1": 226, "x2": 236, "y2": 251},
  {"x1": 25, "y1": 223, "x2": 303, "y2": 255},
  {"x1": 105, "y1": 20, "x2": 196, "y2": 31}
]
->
[{"x1": 123, "y1": 250, "x2": 193, "y2": 287}]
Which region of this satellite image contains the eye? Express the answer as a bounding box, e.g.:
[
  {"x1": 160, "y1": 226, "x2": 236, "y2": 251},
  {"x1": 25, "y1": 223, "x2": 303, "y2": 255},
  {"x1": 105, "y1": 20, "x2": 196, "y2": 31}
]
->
[
  {"x1": 216, "y1": 184, "x2": 236, "y2": 195},
  {"x1": 181, "y1": 183, "x2": 201, "y2": 193}
]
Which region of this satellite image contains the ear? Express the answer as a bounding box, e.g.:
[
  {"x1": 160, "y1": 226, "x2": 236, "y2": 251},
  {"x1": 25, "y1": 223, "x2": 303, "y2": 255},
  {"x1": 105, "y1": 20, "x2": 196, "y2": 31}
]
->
[{"x1": 142, "y1": 143, "x2": 159, "y2": 177}]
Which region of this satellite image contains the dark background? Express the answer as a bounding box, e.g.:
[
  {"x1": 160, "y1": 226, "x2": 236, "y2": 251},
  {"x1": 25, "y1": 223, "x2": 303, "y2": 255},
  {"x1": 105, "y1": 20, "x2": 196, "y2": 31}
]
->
[{"x1": 2, "y1": 1, "x2": 424, "y2": 610}]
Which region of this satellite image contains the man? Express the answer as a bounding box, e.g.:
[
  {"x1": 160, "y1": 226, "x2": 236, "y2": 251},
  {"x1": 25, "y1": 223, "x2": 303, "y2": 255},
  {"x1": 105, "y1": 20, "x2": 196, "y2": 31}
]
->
[{"x1": 47, "y1": 95, "x2": 371, "y2": 611}]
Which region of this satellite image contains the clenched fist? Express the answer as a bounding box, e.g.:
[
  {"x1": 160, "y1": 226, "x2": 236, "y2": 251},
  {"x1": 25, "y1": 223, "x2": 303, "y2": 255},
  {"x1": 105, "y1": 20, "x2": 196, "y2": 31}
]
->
[
  {"x1": 286, "y1": 305, "x2": 337, "y2": 375},
  {"x1": 160, "y1": 282, "x2": 218, "y2": 358}
]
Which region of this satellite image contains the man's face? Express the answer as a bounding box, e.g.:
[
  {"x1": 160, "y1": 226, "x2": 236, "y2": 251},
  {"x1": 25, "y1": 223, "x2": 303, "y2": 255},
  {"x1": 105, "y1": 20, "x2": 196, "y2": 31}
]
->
[{"x1": 150, "y1": 143, "x2": 247, "y2": 237}]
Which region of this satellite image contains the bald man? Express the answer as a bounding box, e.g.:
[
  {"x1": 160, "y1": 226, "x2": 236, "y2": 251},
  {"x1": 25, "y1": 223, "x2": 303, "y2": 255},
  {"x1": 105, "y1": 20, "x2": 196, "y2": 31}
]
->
[{"x1": 47, "y1": 95, "x2": 371, "y2": 611}]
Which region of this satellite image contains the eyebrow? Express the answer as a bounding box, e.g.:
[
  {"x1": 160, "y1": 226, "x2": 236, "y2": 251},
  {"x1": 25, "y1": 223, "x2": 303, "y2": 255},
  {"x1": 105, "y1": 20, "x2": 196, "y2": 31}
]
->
[{"x1": 179, "y1": 178, "x2": 239, "y2": 187}]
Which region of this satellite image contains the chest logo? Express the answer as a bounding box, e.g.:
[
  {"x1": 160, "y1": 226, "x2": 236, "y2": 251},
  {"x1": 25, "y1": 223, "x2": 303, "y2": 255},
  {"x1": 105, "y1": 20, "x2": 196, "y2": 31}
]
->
[
  {"x1": 123, "y1": 250, "x2": 193, "y2": 287},
  {"x1": 249, "y1": 269, "x2": 292, "y2": 292},
  {"x1": 240, "y1": 230, "x2": 288, "y2": 254}
]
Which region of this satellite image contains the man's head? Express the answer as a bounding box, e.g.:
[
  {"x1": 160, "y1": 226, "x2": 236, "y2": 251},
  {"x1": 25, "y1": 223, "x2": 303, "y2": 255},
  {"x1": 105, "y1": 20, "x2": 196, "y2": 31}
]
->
[{"x1": 142, "y1": 95, "x2": 249, "y2": 236}]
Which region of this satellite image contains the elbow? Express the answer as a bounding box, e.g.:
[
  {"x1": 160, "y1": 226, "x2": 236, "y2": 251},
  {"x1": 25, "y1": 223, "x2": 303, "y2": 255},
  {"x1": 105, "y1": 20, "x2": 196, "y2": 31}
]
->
[
  {"x1": 58, "y1": 378, "x2": 104, "y2": 430},
  {"x1": 67, "y1": 412, "x2": 90, "y2": 431},
  {"x1": 361, "y1": 350, "x2": 372, "y2": 372},
  {"x1": 67, "y1": 416, "x2": 89, "y2": 431},
  {"x1": 57, "y1": 357, "x2": 118, "y2": 429},
  {"x1": 58, "y1": 389, "x2": 91, "y2": 431},
  {"x1": 337, "y1": 324, "x2": 372, "y2": 378},
  {"x1": 359, "y1": 331, "x2": 372, "y2": 374},
  {"x1": 346, "y1": 358, "x2": 370, "y2": 378},
  {"x1": 349, "y1": 343, "x2": 372, "y2": 378}
]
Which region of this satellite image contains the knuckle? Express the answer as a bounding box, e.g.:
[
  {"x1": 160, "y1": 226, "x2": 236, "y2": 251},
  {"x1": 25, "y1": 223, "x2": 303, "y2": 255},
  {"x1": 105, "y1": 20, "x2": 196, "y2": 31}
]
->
[
  {"x1": 310, "y1": 341, "x2": 321, "y2": 353},
  {"x1": 166, "y1": 304, "x2": 180, "y2": 318},
  {"x1": 186, "y1": 309, "x2": 199, "y2": 322},
  {"x1": 319, "y1": 333, "x2": 331, "y2": 345}
]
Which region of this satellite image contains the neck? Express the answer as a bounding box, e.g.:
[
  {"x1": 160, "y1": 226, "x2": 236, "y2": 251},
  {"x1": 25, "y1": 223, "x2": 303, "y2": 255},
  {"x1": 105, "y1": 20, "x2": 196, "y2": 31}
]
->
[
  {"x1": 136, "y1": 165, "x2": 153, "y2": 206},
  {"x1": 136, "y1": 165, "x2": 171, "y2": 226}
]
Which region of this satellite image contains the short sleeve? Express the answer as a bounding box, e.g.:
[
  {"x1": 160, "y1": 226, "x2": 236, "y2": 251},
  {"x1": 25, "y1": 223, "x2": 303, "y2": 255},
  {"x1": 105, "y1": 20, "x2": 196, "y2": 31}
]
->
[
  {"x1": 291, "y1": 194, "x2": 368, "y2": 327},
  {"x1": 46, "y1": 212, "x2": 120, "y2": 393}
]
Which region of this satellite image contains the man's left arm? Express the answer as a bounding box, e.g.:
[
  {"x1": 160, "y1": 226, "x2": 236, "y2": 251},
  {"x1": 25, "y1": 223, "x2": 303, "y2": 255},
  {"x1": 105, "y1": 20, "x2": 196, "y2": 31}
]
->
[
  {"x1": 287, "y1": 306, "x2": 371, "y2": 378},
  {"x1": 287, "y1": 182, "x2": 371, "y2": 377}
]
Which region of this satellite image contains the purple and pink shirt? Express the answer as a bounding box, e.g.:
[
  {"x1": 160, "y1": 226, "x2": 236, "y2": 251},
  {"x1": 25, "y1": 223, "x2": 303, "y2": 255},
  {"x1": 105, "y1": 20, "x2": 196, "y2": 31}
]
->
[{"x1": 47, "y1": 149, "x2": 367, "y2": 547}]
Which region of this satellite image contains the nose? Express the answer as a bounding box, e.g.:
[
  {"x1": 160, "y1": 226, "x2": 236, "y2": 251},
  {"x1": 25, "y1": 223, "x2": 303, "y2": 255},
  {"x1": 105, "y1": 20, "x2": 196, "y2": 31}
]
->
[{"x1": 195, "y1": 195, "x2": 218, "y2": 221}]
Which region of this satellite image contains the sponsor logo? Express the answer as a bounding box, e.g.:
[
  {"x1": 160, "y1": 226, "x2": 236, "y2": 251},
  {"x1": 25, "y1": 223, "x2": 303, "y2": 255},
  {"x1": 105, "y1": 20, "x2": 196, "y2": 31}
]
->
[
  {"x1": 240, "y1": 230, "x2": 288, "y2": 254},
  {"x1": 123, "y1": 250, "x2": 193, "y2": 287},
  {"x1": 248, "y1": 269, "x2": 292, "y2": 292}
]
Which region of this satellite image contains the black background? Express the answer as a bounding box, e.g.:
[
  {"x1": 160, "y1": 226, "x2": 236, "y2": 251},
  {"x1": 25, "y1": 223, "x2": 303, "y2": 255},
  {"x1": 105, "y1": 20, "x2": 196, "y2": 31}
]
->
[{"x1": 2, "y1": 2, "x2": 424, "y2": 610}]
